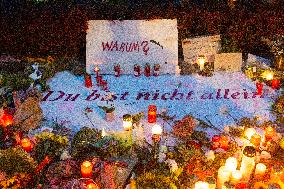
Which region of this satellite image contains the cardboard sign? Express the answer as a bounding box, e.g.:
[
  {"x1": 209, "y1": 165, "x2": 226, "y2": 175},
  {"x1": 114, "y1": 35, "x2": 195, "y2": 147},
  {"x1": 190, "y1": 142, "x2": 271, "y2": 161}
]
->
[
  {"x1": 182, "y1": 35, "x2": 221, "y2": 65},
  {"x1": 86, "y1": 20, "x2": 180, "y2": 75},
  {"x1": 214, "y1": 53, "x2": 243, "y2": 72}
]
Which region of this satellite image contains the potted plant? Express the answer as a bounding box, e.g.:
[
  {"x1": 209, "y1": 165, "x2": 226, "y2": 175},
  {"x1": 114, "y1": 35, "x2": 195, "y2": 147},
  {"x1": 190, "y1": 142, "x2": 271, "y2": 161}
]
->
[{"x1": 99, "y1": 105, "x2": 115, "y2": 122}]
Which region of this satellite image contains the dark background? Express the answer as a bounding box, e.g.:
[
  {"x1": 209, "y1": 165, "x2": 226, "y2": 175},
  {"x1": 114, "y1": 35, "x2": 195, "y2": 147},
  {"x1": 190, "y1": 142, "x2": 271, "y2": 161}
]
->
[{"x1": 0, "y1": 0, "x2": 283, "y2": 60}]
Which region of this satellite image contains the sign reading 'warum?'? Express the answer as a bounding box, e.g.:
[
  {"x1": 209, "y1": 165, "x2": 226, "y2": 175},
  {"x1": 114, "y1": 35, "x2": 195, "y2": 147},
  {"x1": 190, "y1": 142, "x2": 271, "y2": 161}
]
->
[{"x1": 86, "y1": 19, "x2": 179, "y2": 75}]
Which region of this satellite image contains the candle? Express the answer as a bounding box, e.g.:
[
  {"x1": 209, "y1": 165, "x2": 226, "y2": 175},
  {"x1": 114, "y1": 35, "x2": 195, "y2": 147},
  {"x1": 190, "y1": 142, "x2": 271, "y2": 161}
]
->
[
  {"x1": 21, "y1": 138, "x2": 32, "y2": 152},
  {"x1": 217, "y1": 166, "x2": 231, "y2": 189},
  {"x1": 262, "y1": 70, "x2": 274, "y2": 81},
  {"x1": 211, "y1": 135, "x2": 221, "y2": 150},
  {"x1": 0, "y1": 113, "x2": 13, "y2": 127},
  {"x1": 235, "y1": 182, "x2": 248, "y2": 189},
  {"x1": 254, "y1": 163, "x2": 266, "y2": 179},
  {"x1": 197, "y1": 55, "x2": 206, "y2": 71},
  {"x1": 256, "y1": 82, "x2": 263, "y2": 95},
  {"x1": 85, "y1": 74, "x2": 92, "y2": 88},
  {"x1": 102, "y1": 128, "x2": 106, "y2": 137},
  {"x1": 219, "y1": 136, "x2": 230, "y2": 151},
  {"x1": 194, "y1": 181, "x2": 209, "y2": 189},
  {"x1": 94, "y1": 66, "x2": 100, "y2": 78},
  {"x1": 271, "y1": 79, "x2": 280, "y2": 89},
  {"x1": 250, "y1": 134, "x2": 261, "y2": 148},
  {"x1": 244, "y1": 128, "x2": 256, "y2": 140},
  {"x1": 148, "y1": 105, "x2": 157, "y2": 123},
  {"x1": 265, "y1": 126, "x2": 275, "y2": 141},
  {"x1": 240, "y1": 146, "x2": 256, "y2": 182},
  {"x1": 81, "y1": 161, "x2": 93, "y2": 178},
  {"x1": 280, "y1": 137, "x2": 284, "y2": 150},
  {"x1": 231, "y1": 170, "x2": 242, "y2": 185},
  {"x1": 123, "y1": 114, "x2": 132, "y2": 131},
  {"x1": 252, "y1": 66, "x2": 256, "y2": 73},
  {"x1": 152, "y1": 124, "x2": 162, "y2": 142},
  {"x1": 225, "y1": 157, "x2": 238, "y2": 173},
  {"x1": 86, "y1": 182, "x2": 99, "y2": 189}
]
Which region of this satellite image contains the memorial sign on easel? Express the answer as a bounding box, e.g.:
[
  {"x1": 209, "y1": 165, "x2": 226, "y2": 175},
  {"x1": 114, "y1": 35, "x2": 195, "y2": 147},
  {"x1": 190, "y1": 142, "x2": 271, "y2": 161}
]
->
[{"x1": 86, "y1": 19, "x2": 180, "y2": 75}]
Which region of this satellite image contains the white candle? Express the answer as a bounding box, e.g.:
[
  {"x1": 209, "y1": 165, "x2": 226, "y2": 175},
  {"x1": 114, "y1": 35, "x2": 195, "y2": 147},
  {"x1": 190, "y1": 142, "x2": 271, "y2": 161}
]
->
[
  {"x1": 231, "y1": 170, "x2": 242, "y2": 184},
  {"x1": 102, "y1": 128, "x2": 106, "y2": 137},
  {"x1": 240, "y1": 146, "x2": 256, "y2": 182},
  {"x1": 244, "y1": 128, "x2": 256, "y2": 140},
  {"x1": 195, "y1": 181, "x2": 209, "y2": 189},
  {"x1": 225, "y1": 157, "x2": 238, "y2": 173},
  {"x1": 217, "y1": 166, "x2": 231, "y2": 189},
  {"x1": 252, "y1": 66, "x2": 256, "y2": 73},
  {"x1": 197, "y1": 56, "x2": 206, "y2": 71},
  {"x1": 255, "y1": 163, "x2": 266, "y2": 179}
]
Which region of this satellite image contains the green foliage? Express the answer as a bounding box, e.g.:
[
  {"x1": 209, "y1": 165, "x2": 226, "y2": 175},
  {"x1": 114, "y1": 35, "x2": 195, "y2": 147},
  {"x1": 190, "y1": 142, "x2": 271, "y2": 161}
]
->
[
  {"x1": 71, "y1": 127, "x2": 102, "y2": 158},
  {"x1": 190, "y1": 130, "x2": 210, "y2": 147},
  {"x1": 272, "y1": 91, "x2": 284, "y2": 125},
  {"x1": 94, "y1": 135, "x2": 132, "y2": 158},
  {"x1": 98, "y1": 105, "x2": 115, "y2": 113},
  {"x1": 237, "y1": 117, "x2": 259, "y2": 127},
  {"x1": 221, "y1": 36, "x2": 241, "y2": 53},
  {"x1": 172, "y1": 144, "x2": 202, "y2": 167},
  {"x1": 132, "y1": 112, "x2": 145, "y2": 125},
  {"x1": 228, "y1": 126, "x2": 243, "y2": 138},
  {"x1": 1, "y1": 73, "x2": 33, "y2": 91},
  {"x1": 0, "y1": 127, "x2": 4, "y2": 149},
  {"x1": 136, "y1": 164, "x2": 178, "y2": 189},
  {"x1": 34, "y1": 132, "x2": 68, "y2": 162},
  {"x1": 0, "y1": 147, "x2": 36, "y2": 177}
]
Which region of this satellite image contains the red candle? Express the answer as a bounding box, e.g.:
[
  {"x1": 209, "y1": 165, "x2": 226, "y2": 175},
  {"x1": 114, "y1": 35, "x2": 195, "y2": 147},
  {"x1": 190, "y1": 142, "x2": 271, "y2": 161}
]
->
[
  {"x1": 148, "y1": 105, "x2": 157, "y2": 123},
  {"x1": 271, "y1": 79, "x2": 280, "y2": 89},
  {"x1": 21, "y1": 138, "x2": 32, "y2": 152},
  {"x1": 86, "y1": 182, "x2": 99, "y2": 189},
  {"x1": 0, "y1": 113, "x2": 13, "y2": 127},
  {"x1": 256, "y1": 82, "x2": 263, "y2": 95},
  {"x1": 264, "y1": 126, "x2": 275, "y2": 141},
  {"x1": 219, "y1": 136, "x2": 229, "y2": 151},
  {"x1": 211, "y1": 135, "x2": 221, "y2": 150},
  {"x1": 81, "y1": 161, "x2": 93, "y2": 178},
  {"x1": 85, "y1": 74, "x2": 92, "y2": 88},
  {"x1": 235, "y1": 182, "x2": 248, "y2": 189}
]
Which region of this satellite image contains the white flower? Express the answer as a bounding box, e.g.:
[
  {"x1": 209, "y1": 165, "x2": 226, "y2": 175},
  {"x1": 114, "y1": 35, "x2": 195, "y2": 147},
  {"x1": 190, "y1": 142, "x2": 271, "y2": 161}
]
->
[
  {"x1": 159, "y1": 145, "x2": 168, "y2": 153},
  {"x1": 29, "y1": 63, "x2": 42, "y2": 81},
  {"x1": 40, "y1": 127, "x2": 53, "y2": 133},
  {"x1": 60, "y1": 150, "x2": 72, "y2": 160},
  {"x1": 158, "y1": 152, "x2": 166, "y2": 163},
  {"x1": 224, "y1": 126, "x2": 230, "y2": 133},
  {"x1": 205, "y1": 150, "x2": 215, "y2": 161},
  {"x1": 165, "y1": 159, "x2": 178, "y2": 173}
]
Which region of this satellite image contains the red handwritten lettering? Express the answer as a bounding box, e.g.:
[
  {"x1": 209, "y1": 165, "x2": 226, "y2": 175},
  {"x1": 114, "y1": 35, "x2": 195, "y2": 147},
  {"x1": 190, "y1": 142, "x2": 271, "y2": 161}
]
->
[{"x1": 101, "y1": 41, "x2": 149, "y2": 55}]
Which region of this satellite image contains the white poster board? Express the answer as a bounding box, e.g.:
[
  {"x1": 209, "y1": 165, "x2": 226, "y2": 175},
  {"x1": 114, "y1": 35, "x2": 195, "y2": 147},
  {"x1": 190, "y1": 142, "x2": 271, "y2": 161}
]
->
[
  {"x1": 214, "y1": 53, "x2": 243, "y2": 72},
  {"x1": 182, "y1": 35, "x2": 221, "y2": 64},
  {"x1": 86, "y1": 19, "x2": 179, "y2": 75}
]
